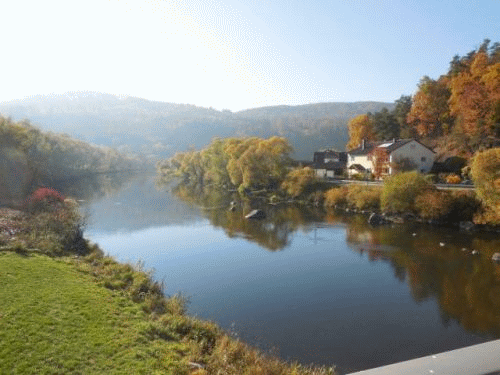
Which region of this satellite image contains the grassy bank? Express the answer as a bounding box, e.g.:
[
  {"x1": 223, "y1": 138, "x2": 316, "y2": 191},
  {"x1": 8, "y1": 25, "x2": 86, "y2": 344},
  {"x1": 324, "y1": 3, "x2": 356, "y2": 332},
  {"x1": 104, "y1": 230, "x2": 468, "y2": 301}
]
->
[
  {"x1": 0, "y1": 193, "x2": 337, "y2": 374},
  {"x1": 0, "y1": 251, "x2": 189, "y2": 374}
]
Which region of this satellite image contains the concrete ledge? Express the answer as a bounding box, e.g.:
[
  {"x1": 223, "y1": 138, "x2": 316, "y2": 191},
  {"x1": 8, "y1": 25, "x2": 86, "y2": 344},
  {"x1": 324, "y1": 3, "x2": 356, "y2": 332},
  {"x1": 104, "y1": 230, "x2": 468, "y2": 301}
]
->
[{"x1": 349, "y1": 340, "x2": 500, "y2": 375}]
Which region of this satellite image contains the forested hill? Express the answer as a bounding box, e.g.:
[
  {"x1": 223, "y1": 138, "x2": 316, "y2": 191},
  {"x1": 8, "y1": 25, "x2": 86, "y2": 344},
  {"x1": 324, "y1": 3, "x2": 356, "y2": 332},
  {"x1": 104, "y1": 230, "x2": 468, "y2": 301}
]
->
[
  {"x1": 0, "y1": 116, "x2": 148, "y2": 206},
  {"x1": 0, "y1": 92, "x2": 394, "y2": 160}
]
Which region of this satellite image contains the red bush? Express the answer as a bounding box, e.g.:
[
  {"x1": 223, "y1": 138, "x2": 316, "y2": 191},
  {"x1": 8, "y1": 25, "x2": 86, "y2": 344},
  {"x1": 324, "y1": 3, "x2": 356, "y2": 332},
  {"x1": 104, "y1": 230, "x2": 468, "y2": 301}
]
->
[
  {"x1": 30, "y1": 188, "x2": 65, "y2": 203},
  {"x1": 26, "y1": 188, "x2": 65, "y2": 213}
]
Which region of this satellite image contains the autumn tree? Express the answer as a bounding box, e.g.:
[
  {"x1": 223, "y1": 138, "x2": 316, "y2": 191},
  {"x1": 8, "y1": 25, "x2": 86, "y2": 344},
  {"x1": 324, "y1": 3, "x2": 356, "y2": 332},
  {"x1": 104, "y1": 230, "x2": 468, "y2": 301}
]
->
[
  {"x1": 346, "y1": 114, "x2": 376, "y2": 150},
  {"x1": 406, "y1": 76, "x2": 452, "y2": 138},
  {"x1": 158, "y1": 136, "x2": 293, "y2": 194}
]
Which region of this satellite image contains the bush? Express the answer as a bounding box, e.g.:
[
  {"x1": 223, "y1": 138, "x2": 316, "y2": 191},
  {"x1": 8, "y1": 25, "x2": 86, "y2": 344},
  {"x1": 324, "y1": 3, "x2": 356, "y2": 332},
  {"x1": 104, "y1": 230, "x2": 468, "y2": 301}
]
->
[
  {"x1": 448, "y1": 190, "x2": 481, "y2": 222},
  {"x1": 324, "y1": 186, "x2": 349, "y2": 208},
  {"x1": 445, "y1": 174, "x2": 461, "y2": 184},
  {"x1": 25, "y1": 187, "x2": 65, "y2": 213},
  {"x1": 425, "y1": 174, "x2": 438, "y2": 183},
  {"x1": 281, "y1": 167, "x2": 317, "y2": 198},
  {"x1": 346, "y1": 185, "x2": 381, "y2": 211},
  {"x1": 381, "y1": 171, "x2": 434, "y2": 213},
  {"x1": 471, "y1": 148, "x2": 500, "y2": 222},
  {"x1": 415, "y1": 190, "x2": 452, "y2": 220}
]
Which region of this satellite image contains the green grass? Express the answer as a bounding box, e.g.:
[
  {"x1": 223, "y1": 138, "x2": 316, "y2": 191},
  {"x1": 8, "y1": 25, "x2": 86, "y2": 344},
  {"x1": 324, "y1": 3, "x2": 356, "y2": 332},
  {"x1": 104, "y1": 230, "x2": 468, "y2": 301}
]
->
[
  {"x1": 0, "y1": 201, "x2": 337, "y2": 375},
  {"x1": 0, "y1": 252, "x2": 189, "y2": 374}
]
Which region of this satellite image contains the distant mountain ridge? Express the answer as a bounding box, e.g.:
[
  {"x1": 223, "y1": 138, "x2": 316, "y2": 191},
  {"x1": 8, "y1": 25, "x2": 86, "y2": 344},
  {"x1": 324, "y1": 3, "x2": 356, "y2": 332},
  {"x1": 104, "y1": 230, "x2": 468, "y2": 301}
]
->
[{"x1": 0, "y1": 92, "x2": 394, "y2": 160}]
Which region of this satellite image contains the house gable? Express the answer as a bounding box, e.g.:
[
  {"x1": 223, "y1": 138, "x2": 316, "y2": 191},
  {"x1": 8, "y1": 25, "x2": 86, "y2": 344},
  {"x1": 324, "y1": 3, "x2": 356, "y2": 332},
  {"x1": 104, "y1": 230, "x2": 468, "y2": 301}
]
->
[{"x1": 347, "y1": 139, "x2": 435, "y2": 176}]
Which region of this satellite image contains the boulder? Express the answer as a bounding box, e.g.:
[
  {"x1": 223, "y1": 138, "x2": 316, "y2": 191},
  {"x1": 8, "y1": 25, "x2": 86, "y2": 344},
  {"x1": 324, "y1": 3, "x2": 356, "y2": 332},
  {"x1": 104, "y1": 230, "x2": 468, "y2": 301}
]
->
[
  {"x1": 368, "y1": 213, "x2": 388, "y2": 226},
  {"x1": 245, "y1": 209, "x2": 266, "y2": 220},
  {"x1": 492, "y1": 253, "x2": 500, "y2": 263},
  {"x1": 459, "y1": 221, "x2": 476, "y2": 231}
]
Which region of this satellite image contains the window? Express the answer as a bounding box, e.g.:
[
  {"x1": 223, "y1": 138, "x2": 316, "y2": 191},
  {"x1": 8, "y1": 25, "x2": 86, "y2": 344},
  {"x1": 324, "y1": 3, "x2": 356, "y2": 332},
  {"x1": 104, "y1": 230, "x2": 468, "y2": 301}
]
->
[{"x1": 421, "y1": 157, "x2": 426, "y2": 162}]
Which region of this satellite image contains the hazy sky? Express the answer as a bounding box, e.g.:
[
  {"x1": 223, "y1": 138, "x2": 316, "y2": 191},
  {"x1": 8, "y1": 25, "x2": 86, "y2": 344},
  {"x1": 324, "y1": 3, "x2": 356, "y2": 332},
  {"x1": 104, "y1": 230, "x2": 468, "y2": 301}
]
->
[{"x1": 1, "y1": 0, "x2": 499, "y2": 111}]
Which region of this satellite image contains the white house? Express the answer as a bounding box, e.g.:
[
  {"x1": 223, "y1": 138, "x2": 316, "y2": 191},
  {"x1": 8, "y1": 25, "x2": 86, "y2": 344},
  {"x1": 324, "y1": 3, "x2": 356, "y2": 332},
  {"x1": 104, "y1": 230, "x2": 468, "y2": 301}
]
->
[{"x1": 347, "y1": 139, "x2": 435, "y2": 178}]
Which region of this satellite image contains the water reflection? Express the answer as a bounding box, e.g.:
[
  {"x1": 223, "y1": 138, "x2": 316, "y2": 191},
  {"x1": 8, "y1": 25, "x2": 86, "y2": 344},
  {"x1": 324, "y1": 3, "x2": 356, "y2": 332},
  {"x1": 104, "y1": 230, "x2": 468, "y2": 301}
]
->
[
  {"x1": 79, "y1": 174, "x2": 201, "y2": 232},
  {"x1": 167, "y1": 182, "x2": 325, "y2": 251},
  {"x1": 45, "y1": 171, "x2": 137, "y2": 202},
  {"x1": 78, "y1": 174, "x2": 500, "y2": 371},
  {"x1": 338, "y1": 211, "x2": 500, "y2": 338}
]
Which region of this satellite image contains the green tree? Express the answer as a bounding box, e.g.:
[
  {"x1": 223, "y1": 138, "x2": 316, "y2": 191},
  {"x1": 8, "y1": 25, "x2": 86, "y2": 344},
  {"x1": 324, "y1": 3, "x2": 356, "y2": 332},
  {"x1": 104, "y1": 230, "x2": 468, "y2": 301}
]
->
[
  {"x1": 371, "y1": 107, "x2": 399, "y2": 140},
  {"x1": 393, "y1": 95, "x2": 414, "y2": 138}
]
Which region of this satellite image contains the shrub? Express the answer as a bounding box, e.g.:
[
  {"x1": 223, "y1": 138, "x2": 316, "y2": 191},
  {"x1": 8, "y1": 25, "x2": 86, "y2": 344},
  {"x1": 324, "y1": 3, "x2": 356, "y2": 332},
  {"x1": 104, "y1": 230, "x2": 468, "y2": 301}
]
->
[
  {"x1": 25, "y1": 187, "x2": 65, "y2": 213},
  {"x1": 346, "y1": 185, "x2": 381, "y2": 211},
  {"x1": 471, "y1": 148, "x2": 500, "y2": 222},
  {"x1": 445, "y1": 174, "x2": 461, "y2": 184},
  {"x1": 425, "y1": 174, "x2": 438, "y2": 183},
  {"x1": 447, "y1": 190, "x2": 481, "y2": 222},
  {"x1": 324, "y1": 186, "x2": 349, "y2": 208},
  {"x1": 281, "y1": 167, "x2": 317, "y2": 198},
  {"x1": 415, "y1": 190, "x2": 452, "y2": 220},
  {"x1": 381, "y1": 171, "x2": 434, "y2": 213}
]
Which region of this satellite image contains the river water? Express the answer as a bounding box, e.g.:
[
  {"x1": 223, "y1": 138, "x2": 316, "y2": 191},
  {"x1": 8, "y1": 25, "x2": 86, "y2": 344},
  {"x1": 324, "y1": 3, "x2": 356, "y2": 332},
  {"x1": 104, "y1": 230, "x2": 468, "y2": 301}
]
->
[{"x1": 72, "y1": 173, "x2": 500, "y2": 373}]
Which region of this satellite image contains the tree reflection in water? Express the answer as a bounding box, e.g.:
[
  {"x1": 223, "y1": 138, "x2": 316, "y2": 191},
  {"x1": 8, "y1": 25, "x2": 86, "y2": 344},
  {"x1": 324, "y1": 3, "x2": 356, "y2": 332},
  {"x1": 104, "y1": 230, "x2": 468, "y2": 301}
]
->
[
  {"x1": 337, "y1": 209, "x2": 500, "y2": 339},
  {"x1": 166, "y1": 182, "x2": 325, "y2": 251},
  {"x1": 163, "y1": 179, "x2": 500, "y2": 340}
]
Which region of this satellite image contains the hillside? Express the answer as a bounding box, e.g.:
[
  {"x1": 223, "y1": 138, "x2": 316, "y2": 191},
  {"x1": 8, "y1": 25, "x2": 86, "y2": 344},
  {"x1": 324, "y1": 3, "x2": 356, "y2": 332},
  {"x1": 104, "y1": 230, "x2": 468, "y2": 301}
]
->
[{"x1": 0, "y1": 92, "x2": 394, "y2": 160}]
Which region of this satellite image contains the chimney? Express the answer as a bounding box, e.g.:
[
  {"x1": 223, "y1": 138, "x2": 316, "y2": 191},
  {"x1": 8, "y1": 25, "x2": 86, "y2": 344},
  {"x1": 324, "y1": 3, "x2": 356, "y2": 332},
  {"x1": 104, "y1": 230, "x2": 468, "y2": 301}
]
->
[{"x1": 392, "y1": 138, "x2": 396, "y2": 143}]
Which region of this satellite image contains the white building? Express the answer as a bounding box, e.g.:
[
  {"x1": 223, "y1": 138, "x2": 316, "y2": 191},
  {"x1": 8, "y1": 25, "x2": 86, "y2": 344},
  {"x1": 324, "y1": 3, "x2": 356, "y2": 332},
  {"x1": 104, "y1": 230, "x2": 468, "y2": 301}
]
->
[{"x1": 347, "y1": 139, "x2": 435, "y2": 178}]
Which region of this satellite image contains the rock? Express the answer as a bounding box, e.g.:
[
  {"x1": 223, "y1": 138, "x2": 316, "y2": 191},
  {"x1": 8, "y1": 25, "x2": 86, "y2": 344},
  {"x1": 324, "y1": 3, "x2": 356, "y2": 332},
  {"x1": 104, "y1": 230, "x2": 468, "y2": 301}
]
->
[
  {"x1": 402, "y1": 212, "x2": 417, "y2": 221},
  {"x1": 388, "y1": 215, "x2": 404, "y2": 224},
  {"x1": 459, "y1": 221, "x2": 476, "y2": 231},
  {"x1": 245, "y1": 209, "x2": 266, "y2": 220},
  {"x1": 492, "y1": 253, "x2": 500, "y2": 263},
  {"x1": 368, "y1": 213, "x2": 388, "y2": 226}
]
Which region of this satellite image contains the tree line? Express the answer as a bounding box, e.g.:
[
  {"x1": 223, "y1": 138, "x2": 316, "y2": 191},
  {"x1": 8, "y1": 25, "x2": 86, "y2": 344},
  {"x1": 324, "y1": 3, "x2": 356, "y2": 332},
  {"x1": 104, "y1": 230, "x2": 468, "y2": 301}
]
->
[
  {"x1": 347, "y1": 39, "x2": 500, "y2": 156},
  {"x1": 0, "y1": 116, "x2": 148, "y2": 180}
]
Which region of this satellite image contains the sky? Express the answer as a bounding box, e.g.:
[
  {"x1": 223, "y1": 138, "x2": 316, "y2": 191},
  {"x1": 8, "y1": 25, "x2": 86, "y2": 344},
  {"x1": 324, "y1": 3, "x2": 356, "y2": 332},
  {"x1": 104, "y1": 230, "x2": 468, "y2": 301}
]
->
[{"x1": 1, "y1": 0, "x2": 499, "y2": 111}]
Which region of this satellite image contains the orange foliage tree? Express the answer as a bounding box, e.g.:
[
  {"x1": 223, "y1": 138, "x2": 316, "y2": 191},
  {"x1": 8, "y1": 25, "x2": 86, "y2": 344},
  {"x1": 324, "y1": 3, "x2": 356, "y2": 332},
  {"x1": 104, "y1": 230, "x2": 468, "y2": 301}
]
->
[{"x1": 406, "y1": 76, "x2": 452, "y2": 138}]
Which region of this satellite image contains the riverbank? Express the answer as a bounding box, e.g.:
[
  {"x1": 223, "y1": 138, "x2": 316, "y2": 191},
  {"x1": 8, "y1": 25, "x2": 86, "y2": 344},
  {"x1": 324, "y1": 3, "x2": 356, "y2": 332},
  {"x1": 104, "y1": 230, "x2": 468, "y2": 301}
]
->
[{"x1": 0, "y1": 206, "x2": 337, "y2": 375}]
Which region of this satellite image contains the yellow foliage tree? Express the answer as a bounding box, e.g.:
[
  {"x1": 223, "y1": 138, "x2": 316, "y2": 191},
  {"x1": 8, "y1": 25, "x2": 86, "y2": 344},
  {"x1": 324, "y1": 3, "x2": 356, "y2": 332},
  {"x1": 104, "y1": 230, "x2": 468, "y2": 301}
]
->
[
  {"x1": 346, "y1": 114, "x2": 375, "y2": 151},
  {"x1": 471, "y1": 148, "x2": 500, "y2": 222}
]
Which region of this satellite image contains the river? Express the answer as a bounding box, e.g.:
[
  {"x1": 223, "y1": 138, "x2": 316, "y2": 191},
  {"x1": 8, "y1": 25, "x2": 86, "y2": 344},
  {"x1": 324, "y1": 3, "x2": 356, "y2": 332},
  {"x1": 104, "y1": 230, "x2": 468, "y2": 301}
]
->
[{"x1": 71, "y1": 172, "x2": 500, "y2": 373}]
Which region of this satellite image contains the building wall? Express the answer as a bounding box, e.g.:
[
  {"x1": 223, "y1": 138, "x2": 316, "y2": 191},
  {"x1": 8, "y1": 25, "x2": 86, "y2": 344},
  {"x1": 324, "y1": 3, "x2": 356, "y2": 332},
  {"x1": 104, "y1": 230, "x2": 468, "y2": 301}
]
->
[
  {"x1": 389, "y1": 141, "x2": 435, "y2": 174},
  {"x1": 347, "y1": 154, "x2": 373, "y2": 176},
  {"x1": 315, "y1": 168, "x2": 326, "y2": 178},
  {"x1": 315, "y1": 168, "x2": 339, "y2": 178}
]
